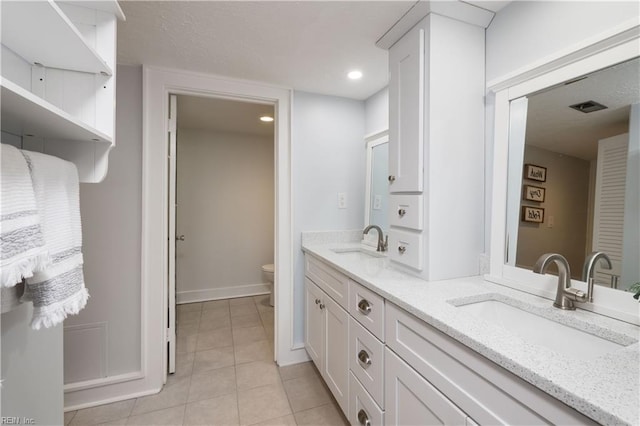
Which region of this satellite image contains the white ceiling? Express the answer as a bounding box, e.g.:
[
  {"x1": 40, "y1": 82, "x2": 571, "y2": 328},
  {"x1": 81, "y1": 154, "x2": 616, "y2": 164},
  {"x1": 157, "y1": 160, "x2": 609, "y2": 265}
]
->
[
  {"x1": 177, "y1": 95, "x2": 274, "y2": 136},
  {"x1": 117, "y1": 1, "x2": 418, "y2": 100},
  {"x1": 526, "y1": 57, "x2": 640, "y2": 160}
]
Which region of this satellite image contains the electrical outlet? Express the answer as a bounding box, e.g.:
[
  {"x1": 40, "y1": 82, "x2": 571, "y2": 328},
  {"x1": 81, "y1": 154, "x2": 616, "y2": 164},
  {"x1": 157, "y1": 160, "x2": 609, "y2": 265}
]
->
[
  {"x1": 337, "y1": 192, "x2": 347, "y2": 209},
  {"x1": 547, "y1": 215, "x2": 554, "y2": 228},
  {"x1": 373, "y1": 194, "x2": 382, "y2": 210}
]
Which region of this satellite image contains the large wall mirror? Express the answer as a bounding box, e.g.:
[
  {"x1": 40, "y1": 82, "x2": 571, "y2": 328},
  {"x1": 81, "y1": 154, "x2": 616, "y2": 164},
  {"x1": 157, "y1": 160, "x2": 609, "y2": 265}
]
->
[
  {"x1": 364, "y1": 130, "x2": 389, "y2": 233},
  {"x1": 488, "y1": 31, "x2": 639, "y2": 324},
  {"x1": 506, "y1": 57, "x2": 639, "y2": 291}
]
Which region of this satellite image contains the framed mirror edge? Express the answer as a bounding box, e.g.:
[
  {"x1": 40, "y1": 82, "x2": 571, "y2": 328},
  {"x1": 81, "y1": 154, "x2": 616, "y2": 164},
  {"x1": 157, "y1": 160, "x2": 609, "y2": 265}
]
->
[
  {"x1": 487, "y1": 28, "x2": 640, "y2": 325},
  {"x1": 363, "y1": 129, "x2": 389, "y2": 247}
]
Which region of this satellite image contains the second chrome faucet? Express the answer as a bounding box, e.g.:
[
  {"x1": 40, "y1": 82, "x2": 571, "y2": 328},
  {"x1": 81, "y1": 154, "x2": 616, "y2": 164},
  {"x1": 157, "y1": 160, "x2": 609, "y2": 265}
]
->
[{"x1": 533, "y1": 251, "x2": 613, "y2": 310}]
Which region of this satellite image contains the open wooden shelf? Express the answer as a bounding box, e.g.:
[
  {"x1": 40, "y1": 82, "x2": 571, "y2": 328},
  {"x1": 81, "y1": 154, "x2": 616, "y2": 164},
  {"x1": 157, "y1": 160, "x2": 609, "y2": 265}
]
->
[
  {"x1": 1, "y1": 78, "x2": 112, "y2": 144},
  {"x1": 0, "y1": 0, "x2": 113, "y2": 75}
]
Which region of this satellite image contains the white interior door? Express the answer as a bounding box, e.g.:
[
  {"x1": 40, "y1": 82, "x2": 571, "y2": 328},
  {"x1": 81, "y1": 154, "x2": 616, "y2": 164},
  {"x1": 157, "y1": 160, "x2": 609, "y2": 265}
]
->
[{"x1": 167, "y1": 94, "x2": 178, "y2": 375}]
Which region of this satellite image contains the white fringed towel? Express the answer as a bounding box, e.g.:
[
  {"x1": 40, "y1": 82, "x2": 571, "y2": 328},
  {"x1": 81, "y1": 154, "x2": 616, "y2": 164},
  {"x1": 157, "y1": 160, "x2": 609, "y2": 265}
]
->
[
  {"x1": 21, "y1": 150, "x2": 89, "y2": 329},
  {"x1": 0, "y1": 143, "x2": 49, "y2": 289}
]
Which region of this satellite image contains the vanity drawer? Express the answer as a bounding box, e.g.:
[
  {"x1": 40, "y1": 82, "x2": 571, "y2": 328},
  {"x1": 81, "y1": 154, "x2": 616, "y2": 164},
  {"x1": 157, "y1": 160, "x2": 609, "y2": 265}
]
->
[
  {"x1": 385, "y1": 347, "x2": 466, "y2": 426},
  {"x1": 349, "y1": 317, "x2": 385, "y2": 408},
  {"x1": 349, "y1": 281, "x2": 385, "y2": 341},
  {"x1": 387, "y1": 229, "x2": 423, "y2": 270},
  {"x1": 385, "y1": 303, "x2": 598, "y2": 425},
  {"x1": 305, "y1": 254, "x2": 348, "y2": 309},
  {"x1": 389, "y1": 194, "x2": 423, "y2": 230},
  {"x1": 350, "y1": 372, "x2": 384, "y2": 426}
]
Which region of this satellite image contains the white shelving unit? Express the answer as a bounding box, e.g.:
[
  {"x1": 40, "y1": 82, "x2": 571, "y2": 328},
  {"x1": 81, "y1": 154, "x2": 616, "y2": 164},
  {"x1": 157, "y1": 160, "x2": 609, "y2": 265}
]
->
[
  {"x1": 1, "y1": 79, "x2": 111, "y2": 143},
  {"x1": 0, "y1": 0, "x2": 124, "y2": 183}
]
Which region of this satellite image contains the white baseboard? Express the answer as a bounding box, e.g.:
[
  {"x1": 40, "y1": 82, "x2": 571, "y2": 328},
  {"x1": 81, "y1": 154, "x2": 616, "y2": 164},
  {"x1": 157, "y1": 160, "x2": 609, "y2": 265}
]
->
[
  {"x1": 177, "y1": 283, "x2": 270, "y2": 304},
  {"x1": 64, "y1": 372, "x2": 162, "y2": 412},
  {"x1": 277, "y1": 346, "x2": 310, "y2": 367}
]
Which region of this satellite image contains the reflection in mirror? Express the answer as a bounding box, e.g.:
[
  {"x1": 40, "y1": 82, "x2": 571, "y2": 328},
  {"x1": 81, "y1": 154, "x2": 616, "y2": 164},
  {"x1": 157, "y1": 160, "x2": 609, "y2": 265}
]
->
[
  {"x1": 364, "y1": 132, "x2": 389, "y2": 233},
  {"x1": 506, "y1": 57, "x2": 640, "y2": 292}
]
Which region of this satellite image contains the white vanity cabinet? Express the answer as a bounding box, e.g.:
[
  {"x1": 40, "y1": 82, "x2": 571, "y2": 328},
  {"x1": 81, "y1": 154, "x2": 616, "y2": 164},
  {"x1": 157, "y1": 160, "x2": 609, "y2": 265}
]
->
[
  {"x1": 0, "y1": 0, "x2": 124, "y2": 182},
  {"x1": 385, "y1": 12, "x2": 485, "y2": 280},
  {"x1": 304, "y1": 253, "x2": 601, "y2": 426},
  {"x1": 304, "y1": 260, "x2": 350, "y2": 414},
  {"x1": 385, "y1": 303, "x2": 598, "y2": 426}
]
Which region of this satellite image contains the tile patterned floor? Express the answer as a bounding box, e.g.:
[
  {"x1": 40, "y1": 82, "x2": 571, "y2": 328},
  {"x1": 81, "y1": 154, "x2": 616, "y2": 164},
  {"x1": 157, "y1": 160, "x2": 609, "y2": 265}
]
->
[{"x1": 64, "y1": 295, "x2": 349, "y2": 426}]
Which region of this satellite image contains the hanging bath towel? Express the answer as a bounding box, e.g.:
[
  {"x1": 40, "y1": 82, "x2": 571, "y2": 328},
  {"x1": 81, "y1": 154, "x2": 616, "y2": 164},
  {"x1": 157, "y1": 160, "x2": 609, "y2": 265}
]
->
[
  {"x1": 21, "y1": 150, "x2": 89, "y2": 329},
  {"x1": 0, "y1": 143, "x2": 49, "y2": 289}
]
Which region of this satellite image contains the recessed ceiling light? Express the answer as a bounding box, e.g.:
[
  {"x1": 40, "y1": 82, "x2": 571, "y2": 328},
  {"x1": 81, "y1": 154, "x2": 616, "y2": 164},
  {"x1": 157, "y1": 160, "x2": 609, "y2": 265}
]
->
[
  {"x1": 260, "y1": 116, "x2": 274, "y2": 122},
  {"x1": 347, "y1": 70, "x2": 363, "y2": 80}
]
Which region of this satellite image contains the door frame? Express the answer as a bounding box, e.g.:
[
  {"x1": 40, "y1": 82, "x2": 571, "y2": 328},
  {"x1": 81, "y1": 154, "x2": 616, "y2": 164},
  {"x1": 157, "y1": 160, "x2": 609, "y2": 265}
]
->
[{"x1": 143, "y1": 66, "x2": 304, "y2": 387}]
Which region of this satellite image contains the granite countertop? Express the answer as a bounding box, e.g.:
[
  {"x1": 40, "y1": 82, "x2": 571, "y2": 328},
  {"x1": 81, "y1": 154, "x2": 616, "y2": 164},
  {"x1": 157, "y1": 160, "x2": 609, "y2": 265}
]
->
[{"x1": 301, "y1": 239, "x2": 640, "y2": 426}]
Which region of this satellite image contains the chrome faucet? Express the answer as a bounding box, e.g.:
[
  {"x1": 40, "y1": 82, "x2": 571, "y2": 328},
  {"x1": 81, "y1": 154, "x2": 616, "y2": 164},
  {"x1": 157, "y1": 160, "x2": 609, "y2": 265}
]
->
[
  {"x1": 363, "y1": 225, "x2": 388, "y2": 252},
  {"x1": 533, "y1": 253, "x2": 587, "y2": 310},
  {"x1": 581, "y1": 251, "x2": 612, "y2": 303}
]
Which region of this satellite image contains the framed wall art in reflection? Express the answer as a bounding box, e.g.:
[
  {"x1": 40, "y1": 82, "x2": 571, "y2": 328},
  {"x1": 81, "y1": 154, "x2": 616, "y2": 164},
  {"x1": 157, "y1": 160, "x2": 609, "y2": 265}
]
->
[
  {"x1": 524, "y1": 164, "x2": 547, "y2": 182},
  {"x1": 523, "y1": 185, "x2": 545, "y2": 202},
  {"x1": 522, "y1": 206, "x2": 544, "y2": 223}
]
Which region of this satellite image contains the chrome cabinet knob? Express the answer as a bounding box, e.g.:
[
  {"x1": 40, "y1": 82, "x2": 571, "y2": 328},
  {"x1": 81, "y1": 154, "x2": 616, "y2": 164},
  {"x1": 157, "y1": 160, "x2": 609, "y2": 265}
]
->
[
  {"x1": 357, "y1": 409, "x2": 371, "y2": 426},
  {"x1": 319, "y1": 303, "x2": 325, "y2": 310},
  {"x1": 176, "y1": 235, "x2": 185, "y2": 241},
  {"x1": 398, "y1": 245, "x2": 407, "y2": 254},
  {"x1": 388, "y1": 175, "x2": 396, "y2": 182},
  {"x1": 398, "y1": 208, "x2": 406, "y2": 217},
  {"x1": 357, "y1": 349, "x2": 372, "y2": 368},
  {"x1": 357, "y1": 299, "x2": 371, "y2": 315},
  {"x1": 315, "y1": 298, "x2": 320, "y2": 305}
]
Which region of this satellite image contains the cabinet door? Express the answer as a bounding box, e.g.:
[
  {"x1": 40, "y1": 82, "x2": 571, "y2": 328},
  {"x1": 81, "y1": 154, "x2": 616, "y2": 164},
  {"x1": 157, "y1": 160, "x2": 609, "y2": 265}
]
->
[
  {"x1": 388, "y1": 23, "x2": 425, "y2": 193},
  {"x1": 385, "y1": 348, "x2": 467, "y2": 426},
  {"x1": 323, "y1": 293, "x2": 350, "y2": 415},
  {"x1": 305, "y1": 278, "x2": 324, "y2": 371}
]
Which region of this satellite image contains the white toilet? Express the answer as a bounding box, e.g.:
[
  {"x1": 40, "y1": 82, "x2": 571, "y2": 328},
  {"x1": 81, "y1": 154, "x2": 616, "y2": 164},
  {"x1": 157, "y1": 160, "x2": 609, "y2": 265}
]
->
[{"x1": 261, "y1": 264, "x2": 275, "y2": 306}]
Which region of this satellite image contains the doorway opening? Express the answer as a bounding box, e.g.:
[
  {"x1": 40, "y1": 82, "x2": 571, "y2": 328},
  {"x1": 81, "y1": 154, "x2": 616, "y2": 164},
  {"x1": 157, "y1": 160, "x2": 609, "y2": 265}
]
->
[{"x1": 167, "y1": 94, "x2": 276, "y2": 373}]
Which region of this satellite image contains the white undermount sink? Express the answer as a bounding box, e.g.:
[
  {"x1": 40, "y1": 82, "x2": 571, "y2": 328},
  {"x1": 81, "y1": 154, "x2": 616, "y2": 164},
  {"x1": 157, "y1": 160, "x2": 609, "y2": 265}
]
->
[
  {"x1": 330, "y1": 247, "x2": 386, "y2": 261},
  {"x1": 454, "y1": 297, "x2": 634, "y2": 360}
]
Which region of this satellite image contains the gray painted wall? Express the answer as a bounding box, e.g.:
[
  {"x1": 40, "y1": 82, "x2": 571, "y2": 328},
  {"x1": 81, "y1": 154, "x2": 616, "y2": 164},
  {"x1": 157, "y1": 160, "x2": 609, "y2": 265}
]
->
[
  {"x1": 292, "y1": 91, "x2": 365, "y2": 345},
  {"x1": 364, "y1": 87, "x2": 389, "y2": 135},
  {"x1": 175, "y1": 129, "x2": 274, "y2": 302},
  {"x1": 64, "y1": 65, "x2": 143, "y2": 383},
  {"x1": 486, "y1": 1, "x2": 639, "y2": 84}
]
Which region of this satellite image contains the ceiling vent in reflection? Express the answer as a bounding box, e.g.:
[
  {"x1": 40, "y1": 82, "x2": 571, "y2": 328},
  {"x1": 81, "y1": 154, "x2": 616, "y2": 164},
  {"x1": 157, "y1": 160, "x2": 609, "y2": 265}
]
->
[{"x1": 569, "y1": 100, "x2": 608, "y2": 113}]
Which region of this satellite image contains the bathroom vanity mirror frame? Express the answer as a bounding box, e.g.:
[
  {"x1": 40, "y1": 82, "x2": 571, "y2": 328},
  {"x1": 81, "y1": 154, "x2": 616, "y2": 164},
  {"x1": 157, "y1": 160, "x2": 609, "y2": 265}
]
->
[
  {"x1": 487, "y1": 23, "x2": 640, "y2": 325},
  {"x1": 363, "y1": 129, "x2": 389, "y2": 247}
]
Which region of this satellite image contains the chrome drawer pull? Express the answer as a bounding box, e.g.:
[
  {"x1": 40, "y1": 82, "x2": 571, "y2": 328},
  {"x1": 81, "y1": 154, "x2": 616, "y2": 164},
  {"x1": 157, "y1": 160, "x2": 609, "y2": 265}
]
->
[
  {"x1": 398, "y1": 208, "x2": 406, "y2": 217},
  {"x1": 398, "y1": 245, "x2": 407, "y2": 254},
  {"x1": 357, "y1": 299, "x2": 371, "y2": 315},
  {"x1": 357, "y1": 409, "x2": 371, "y2": 426},
  {"x1": 388, "y1": 175, "x2": 396, "y2": 182},
  {"x1": 358, "y1": 349, "x2": 372, "y2": 368}
]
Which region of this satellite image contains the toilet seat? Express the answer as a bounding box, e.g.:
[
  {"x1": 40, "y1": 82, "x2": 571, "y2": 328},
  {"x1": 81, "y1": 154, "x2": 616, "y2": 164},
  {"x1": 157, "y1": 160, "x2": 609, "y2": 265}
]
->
[{"x1": 261, "y1": 264, "x2": 274, "y2": 273}]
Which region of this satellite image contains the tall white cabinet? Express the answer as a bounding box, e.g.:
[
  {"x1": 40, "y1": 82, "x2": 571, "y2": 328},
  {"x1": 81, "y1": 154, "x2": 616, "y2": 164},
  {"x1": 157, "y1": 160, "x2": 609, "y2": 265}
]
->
[
  {"x1": 384, "y1": 12, "x2": 487, "y2": 281},
  {"x1": 1, "y1": 0, "x2": 124, "y2": 182},
  {"x1": 0, "y1": 2, "x2": 123, "y2": 423}
]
